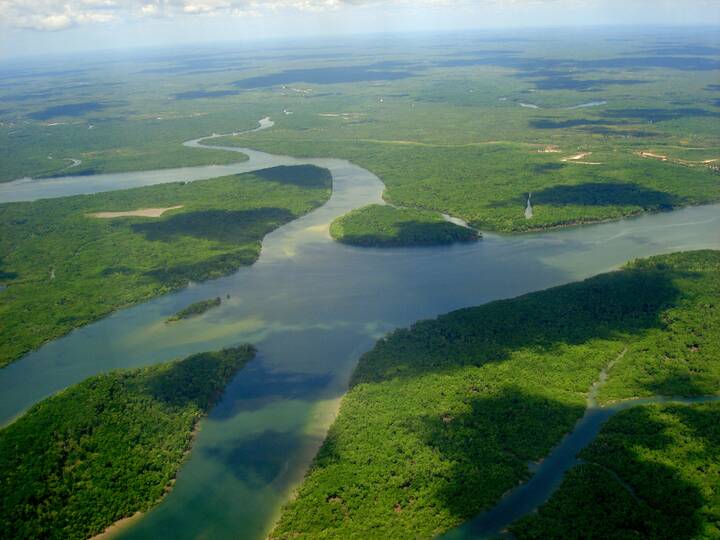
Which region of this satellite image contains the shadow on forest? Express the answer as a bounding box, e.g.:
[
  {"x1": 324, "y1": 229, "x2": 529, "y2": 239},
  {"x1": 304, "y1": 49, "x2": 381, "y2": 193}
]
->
[
  {"x1": 531, "y1": 76, "x2": 648, "y2": 91},
  {"x1": 409, "y1": 390, "x2": 714, "y2": 537},
  {"x1": 174, "y1": 89, "x2": 240, "y2": 100},
  {"x1": 639, "y1": 371, "x2": 717, "y2": 398},
  {"x1": 339, "y1": 220, "x2": 478, "y2": 247},
  {"x1": 408, "y1": 388, "x2": 587, "y2": 521},
  {"x1": 232, "y1": 66, "x2": 414, "y2": 88},
  {"x1": 252, "y1": 165, "x2": 332, "y2": 189},
  {"x1": 351, "y1": 267, "x2": 685, "y2": 386},
  {"x1": 532, "y1": 182, "x2": 679, "y2": 208},
  {"x1": 142, "y1": 347, "x2": 254, "y2": 412},
  {"x1": 578, "y1": 126, "x2": 664, "y2": 138},
  {"x1": 532, "y1": 162, "x2": 566, "y2": 174},
  {"x1": 144, "y1": 245, "x2": 260, "y2": 286},
  {"x1": 601, "y1": 107, "x2": 720, "y2": 123},
  {"x1": 28, "y1": 101, "x2": 108, "y2": 120},
  {"x1": 540, "y1": 404, "x2": 720, "y2": 540},
  {"x1": 487, "y1": 182, "x2": 678, "y2": 212},
  {"x1": 0, "y1": 257, "x2": 18, "y2": 281},
  {"x1": 435, "y1": 54, "x2": 720, "y2": 74},
  {"x1": 639, "y1": 45, "x2": 720, "y2": 56},
  {"x1": 530, "y1": 118, "x2": 616, "y2": 129},
  {"x1": 132, "y1": 208, "x2": 295, "y2": 243}
]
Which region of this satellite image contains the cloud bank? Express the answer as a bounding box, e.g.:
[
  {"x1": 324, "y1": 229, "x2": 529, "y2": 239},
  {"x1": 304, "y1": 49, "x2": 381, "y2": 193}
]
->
[{"x1": 0, "y1": 0, "x2": 717, "y2": 32}]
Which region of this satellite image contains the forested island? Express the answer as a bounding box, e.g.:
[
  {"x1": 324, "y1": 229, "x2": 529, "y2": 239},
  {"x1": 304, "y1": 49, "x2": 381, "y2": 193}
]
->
[
  {"x1": 2, "y1": 27, "x2": 720, "y2": 540},
  {"x1": 0, "y1": 345, "x2": 255, "y2": 539},
  {"x1": 329, "y1": 204, "x2": 479, "y2": 247},
  {"x1": 167, "y1": 297, "x2": 222, "y2": 322},
  {"x1": 271, "y1": 250, "x2": 720, "y2": 539},
  {"x1": 0, "y1": 165, "x2": 331, "y2": 367}
]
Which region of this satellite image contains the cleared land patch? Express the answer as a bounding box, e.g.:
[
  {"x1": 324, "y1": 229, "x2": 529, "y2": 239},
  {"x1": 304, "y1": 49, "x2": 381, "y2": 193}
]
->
[
  {"x1": 0, "y1": 165, "x2": 331, "y2": 367},
  {"x1": 88, "y1": 205, "x2": 184, "y2": 218}
]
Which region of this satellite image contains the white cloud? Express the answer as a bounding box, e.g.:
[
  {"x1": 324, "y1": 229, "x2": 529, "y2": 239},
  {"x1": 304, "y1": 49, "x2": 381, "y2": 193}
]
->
[{"x1": 0, "y1": 0, "x2": 716, "y2": 31}]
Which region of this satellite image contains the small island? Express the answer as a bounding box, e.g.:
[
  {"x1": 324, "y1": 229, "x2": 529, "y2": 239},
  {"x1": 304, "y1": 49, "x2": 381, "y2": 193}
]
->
[
  {"x1": 167, "y1": 297, "x2": 222, "y2": 322},
  {"x1": 0, "y1": 345, "x2": 255, "y2": 539},
  {"x1": 329, "y1": 204, "x2": 480, "y2": 247}
]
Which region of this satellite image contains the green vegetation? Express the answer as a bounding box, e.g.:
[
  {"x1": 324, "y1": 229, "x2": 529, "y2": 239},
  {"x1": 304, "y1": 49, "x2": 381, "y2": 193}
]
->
[
  {"x1": 167, "y1": 297, "x2": 222, "y2": 322},
  {"x1": 0, "y1": 117, "x2": 253, "y2": 183},
  {"x1": 4, "y1": 32, "x2": 720, "y2": 232},
  {"x1": 512, "y1": 401, "x2": 720, "y2": 539},
  {"x1": 270, "y1": 251, "x2": 720, "y2": 539},
  {"x1": 213, "y1": 137, "x2": 720, "y2": 234},
  {"x1": 0, "y1": 345, "x2": 255, "y2": 540},
  {"x1": 0, "y1": 165, "x2": 331, "y2": 366},
  {"x1": 329, "y1": 204, "x2": 478, "y2": 247}
]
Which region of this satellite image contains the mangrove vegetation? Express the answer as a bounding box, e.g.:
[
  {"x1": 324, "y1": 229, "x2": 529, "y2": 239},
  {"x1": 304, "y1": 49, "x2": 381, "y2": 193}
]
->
[
  {"x1": 329, "y1": 204, "x2": 478, "y2": 247},
  {"x1": 270, "y1": 250, "x2": 720, "y2": 539},
  {"x1": 512, "y1": 401, "x2": 720, "y2": 539},
  {"x1": 167, "y1": 297, "x2": 222, "y2": 322},
  {"x1": 0, "y1": 165, "x2": 331, "y2": 367},
  {"x1": 0, "y1": 345, "x2": 255, "y2": 539}
]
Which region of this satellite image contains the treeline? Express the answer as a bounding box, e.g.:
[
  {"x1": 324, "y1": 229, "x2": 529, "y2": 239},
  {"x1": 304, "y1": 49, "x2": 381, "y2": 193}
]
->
[
  {"x1": 167, "y1": 297, "x2": 222, "y2": 322},
  {"x1": 270, "y1": 250, "x2": 720, "y2": 539},
  {"x1": 0, "y1": 345, "x2": 255, "y2": 539},
  {"x1": 0, "y1": 165, "x2": 331, "y2": 366},
  {"x1": 512, "y1": 401, "x2": 720, "y2": 539},
  {"x1": 329, "y1": 204, "x2": 479, "y2": 247}
]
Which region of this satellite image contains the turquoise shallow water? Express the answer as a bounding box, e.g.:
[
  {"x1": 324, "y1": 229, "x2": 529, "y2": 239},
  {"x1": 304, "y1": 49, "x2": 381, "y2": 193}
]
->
[{"x1": 1, "y1": 125, "x2": 719, "y2": 539}]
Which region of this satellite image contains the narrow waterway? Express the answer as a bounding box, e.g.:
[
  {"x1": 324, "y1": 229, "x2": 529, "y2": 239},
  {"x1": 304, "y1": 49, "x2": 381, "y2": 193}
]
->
[
  {"x1": 0, "y1": 120, "x2": 719, "y2": 539},
  {"x1": 441, "y1": 391, "x2": 720, "y2": 539}
]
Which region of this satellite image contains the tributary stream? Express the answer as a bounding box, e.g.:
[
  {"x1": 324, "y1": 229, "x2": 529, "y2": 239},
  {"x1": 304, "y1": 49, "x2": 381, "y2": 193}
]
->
[{"x1": 1, "y1": 120, "x2": 719, "y2": 539}]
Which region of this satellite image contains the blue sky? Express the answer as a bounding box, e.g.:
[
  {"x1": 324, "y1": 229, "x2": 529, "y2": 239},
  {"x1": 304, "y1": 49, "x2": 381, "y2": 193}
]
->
[{"x1": 1, "y1": 0, "x2": 719, "y2": 59}]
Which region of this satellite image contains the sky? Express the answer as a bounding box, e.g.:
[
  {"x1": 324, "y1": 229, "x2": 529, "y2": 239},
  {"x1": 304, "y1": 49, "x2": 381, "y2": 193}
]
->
[{"x1": 1, "y1": 0, "x2": 719, "y2": 60}]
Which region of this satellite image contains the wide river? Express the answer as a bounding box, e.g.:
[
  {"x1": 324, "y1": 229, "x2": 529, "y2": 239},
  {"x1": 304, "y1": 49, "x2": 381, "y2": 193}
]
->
[{"x1": 1, "y1": 122, "x2": 719, "y2": 539}]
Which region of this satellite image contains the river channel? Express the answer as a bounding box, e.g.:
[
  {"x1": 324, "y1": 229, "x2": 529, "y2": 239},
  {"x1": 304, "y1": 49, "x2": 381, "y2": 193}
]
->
[{"x1": 1, "y1": 120, "x2": 719, "y2": 539}]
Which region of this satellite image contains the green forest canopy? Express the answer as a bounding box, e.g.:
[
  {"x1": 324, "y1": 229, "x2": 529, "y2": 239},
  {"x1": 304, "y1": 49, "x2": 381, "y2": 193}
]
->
[
  {"x1": 511, "y1": 401, "x2": 720, "y2": 540},
  {"x1": 0, "y1": 345, "x2": 255, "y2": 540},
  {"x1": 0, "y1": 165, "x2": 331, "y2": 366},
  {"x1": 270, "y1": 250, "x2": 720, "y2": 539},
  {"x1": 329, "y1": 204, "x2": 478, "y2": 247}
]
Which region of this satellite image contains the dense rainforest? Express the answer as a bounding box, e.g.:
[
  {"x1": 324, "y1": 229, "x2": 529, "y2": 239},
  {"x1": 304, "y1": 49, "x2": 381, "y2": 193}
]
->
[
  {"x1": 0, "y1": 165, "x2": 331, "y2": 366},
  {"x1": 270, "y1": 250, "x2": 720, "y2": 539},
  {"x1": 0, "y1": 345, "x2": 255, "y2": 539},
  {"x1": 511, "y1": 401, "x2": 720, "y2": 539},
  {"x1": 329, "y1": 204, "x2": 478, "y2": 247}
]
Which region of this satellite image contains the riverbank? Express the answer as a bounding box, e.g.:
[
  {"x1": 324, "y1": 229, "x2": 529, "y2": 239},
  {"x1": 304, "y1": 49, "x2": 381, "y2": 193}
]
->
[
  {"x1": 0, "y1": 346, "x2": 255, "y2": 539},
  {"x1": 509, "y1": 399, "x2": 720, "y2": 539},
  {"x1": 0, "y1": 164, "x2": 332, "y2": 367},
  {"x1": 270, "y1": 251, "x2": 720, "y2": 540},
  {"x1": 0, "y1": 133, "x2": 718, "y2": 540}
]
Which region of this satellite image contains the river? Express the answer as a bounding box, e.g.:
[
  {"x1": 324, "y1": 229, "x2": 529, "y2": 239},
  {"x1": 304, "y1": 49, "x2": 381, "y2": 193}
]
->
[{"x1": 0, "y1": 120, "x2": 719, "y2": 539}]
